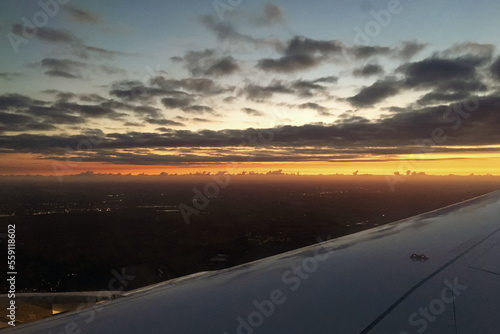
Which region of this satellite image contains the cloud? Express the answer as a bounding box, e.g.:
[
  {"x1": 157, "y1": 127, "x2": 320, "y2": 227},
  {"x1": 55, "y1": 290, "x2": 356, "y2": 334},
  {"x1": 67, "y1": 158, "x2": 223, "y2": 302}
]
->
[
  {"x1": 66, "y1": 6, "x2": 101, "y2": 23},
  {"x1": 4, "y1": 94, "x2": 500, "y2": 160},
  {"x1": 55, "y1": 102, "x2": 126, "y2": 119},
  {"x1": 257, "y1": 4, "x2": 284, "y2": 26},
  {"x1": 298, "y1": 102, "x2": 331, "y2": 116},
  {"x1": 205, "y1": 56, "x2": 239, "y2": 76},
  {"x1": 39, "y1": 58, "x2": 87, "y2": 79},
  {"x1": 200, "y1": 15, "x2": 261, "y2": 45},
  {"x1": 183, "y1": 105, "x2": 215, "y2": 115},
  {"x1": 99, "y1": 65, "x2": 127, "y2": 76},
  {"x1": 42, "y1": 90, "x2": 75, "y2": 102},
  {"x1": 336, "y1": 113, "x2": 370, "y2": 125},
  {"x1": 223, "y1": 96, "x2": 237, "y2": 104},
  {"x1": 0, "y1": 94, "x2": 125, "y2": 125},
  {"x1": 242, "y1": 82, "x2": 293, "y2": 101},
  {"x1": 41, "y1": 58, "x2": 85, "y2": 70},
  {"x1": 255, "y1": 38, "x2": 425, "y2": 73},
  {"x1": 0, "y1": 93, "x2": 87, "y2": 125},
  {"x1": 241, "y1": 76, "x2": 337, "y2": 101},
  {"x1": 441, "y1": 42, "x2": 494, "y2": 65},
  {"x1": 161, "y1": 97, "x2": 192, "y2": 109},
  {"x1": 395, "y1": 41, "x2": 427, "y2": 59},
  {"x1": 351, "y1": 45, "x2": 391, "y2": 59},
  {"x1": 257, "y1": 36, "x2": 344, "y2": 73},
  {"x1": 151, "y1": 76, "x2": 229, "y2": 95},
  {"x1": 291, "y1": 80, "x2": 327, "y2": 98},
  {"x1": 124, "y1": 122, "x2": 142, "y2": 127},
  {"x1": 242, "y1": 108, "x2": 265, "y2": 116},
  {"x1": 257, "y1": 54, "x2": 318, "y2": 73},
  {"x1": 0, "y1": 112, "x2": 35, "y2": 125},
  {"x1": 145, "y1": 118, "x2": 185, "y2": 127},
  {"x1": 0, "y1": 94, "x2": 74, "y2": 131},
  {"x1": 174, "y1": 78, "x2": 228, "y2": 95},
  {"x1": 79, "y1": 94, "x2": 107, "y2": 103},
  {"x1": 155, "y1": 127, "x2": 171, "y2": 132},
  {"x1": 131, "y1": 106, "x2": 161, "y2": 118},
  {"x1": 312, "y1": 76, "x2": 338, "y2": 84},
  {"x1": 0, "y1": 133, "x2": 101, "y2": 154},
  {"x1": 11, "y1": 24, "x2": 132, "y2": 60},
  {"x1": 84, "y1": 46, "x2": 133, "y2": 60},
  {"x1": 172, "y1": 49, "x2": 240, "y2": 77},
  {"x1": 110, "y1": 80, "x2": 170, "y2": 101},
  {"x1": 0, "y1": 72, "x2": 24, "y2": 81},
  {"x1": 0, "y1": 112, "x2": 38, "y2": 127},
  {"x1": 398, "y1": 55, "x2": 488, "y2": 103},
  {"x1": 435, "y1": 80, "x2": 487, "y2": 95},
  {"x1": 401, "y1": 58, "x2": 477, "y2": 88},
  {"x1": 352, "y1": 41, "x2": 425, "y2": 60},
  {"x1": 257, "y1": 38, "x2": 426, "y2": 73},
  {"x1": 0, "y1": 94, "x2": 46, "y2": 110},
  {"x1": 109, "y1": 77, "x2": 226, "y2": 114},
  {"x1": 347, "y1": 78, "x2": 400, "y2": 108},
  {"x1": 12, "y1": 24, "x2": 76, "y2": 43},
  {"x1": 97, "y1": 100, "x2": 132, "y2": 112},
  {"x1": 160, "y1": 97, "x2": 215, "y2": 115},
  {"x1": 0, "y1": 111, "x2": 58, "y2": 133},
  {"x1": 491, "y1": 57, "x2": 500, "y2": 79},
  {"x1": 171, "y1": 49, "x2": 213, "y2": 75},
  {"x1": 44, "y1": 70, "x2": 79, "y2": 79},
  {"x1": 192, "y1": 118, "x2": 217, "y2": 123},
  {"x1": 284, "y1": 36, "x2": 344, "y2": 56},
  {"x1": 30, "y1": 107, "x2": 85, "y2": 125},
  {"x1": 352, "y1": 64, "x2": 384, "y2": 77},
  {"x1": 417, "y1": 92, "x2": 470, "y2": 105}
]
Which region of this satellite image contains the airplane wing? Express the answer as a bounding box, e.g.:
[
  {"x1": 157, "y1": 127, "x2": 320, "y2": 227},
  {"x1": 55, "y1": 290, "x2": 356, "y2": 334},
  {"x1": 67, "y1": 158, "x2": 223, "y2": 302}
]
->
[{"x1": 4, "y1": 190, "x2": 500, "y2": 333}]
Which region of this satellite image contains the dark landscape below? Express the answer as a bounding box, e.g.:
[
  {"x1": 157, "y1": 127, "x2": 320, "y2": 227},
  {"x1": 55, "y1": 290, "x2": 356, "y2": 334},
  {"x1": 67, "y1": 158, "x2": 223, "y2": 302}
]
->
[{"x1": 1, "y1": 174, "x2": 500, "y2": 294}]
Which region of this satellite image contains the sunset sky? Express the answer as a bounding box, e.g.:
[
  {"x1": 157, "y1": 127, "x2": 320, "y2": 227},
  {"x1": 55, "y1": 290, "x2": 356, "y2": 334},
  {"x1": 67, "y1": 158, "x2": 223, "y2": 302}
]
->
[{"x1": 1, "y1": 0, "x2": 500, "y2": 176}]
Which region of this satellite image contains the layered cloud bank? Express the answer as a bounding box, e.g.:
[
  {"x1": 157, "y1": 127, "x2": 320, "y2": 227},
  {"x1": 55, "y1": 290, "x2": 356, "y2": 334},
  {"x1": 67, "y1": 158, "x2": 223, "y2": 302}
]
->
[{"x1": 1, "y1": 1, "x2": 499, "y2": 175}]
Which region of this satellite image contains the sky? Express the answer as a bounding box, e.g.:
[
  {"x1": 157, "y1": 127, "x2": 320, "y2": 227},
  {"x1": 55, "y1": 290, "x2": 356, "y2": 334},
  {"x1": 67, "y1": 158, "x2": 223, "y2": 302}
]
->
[{"x1": 1, "y1": 0, "x2": 500, "y2": 176}]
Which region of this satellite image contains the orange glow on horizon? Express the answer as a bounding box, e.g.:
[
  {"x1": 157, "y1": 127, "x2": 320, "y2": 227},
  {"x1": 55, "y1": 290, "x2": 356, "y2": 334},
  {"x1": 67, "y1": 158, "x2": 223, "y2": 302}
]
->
[{"x1": 0, "y1": 152, "x2": 498, "y2": 176}]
